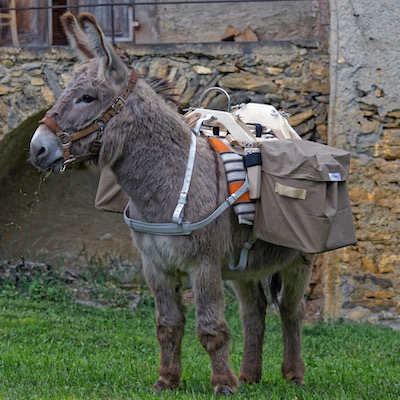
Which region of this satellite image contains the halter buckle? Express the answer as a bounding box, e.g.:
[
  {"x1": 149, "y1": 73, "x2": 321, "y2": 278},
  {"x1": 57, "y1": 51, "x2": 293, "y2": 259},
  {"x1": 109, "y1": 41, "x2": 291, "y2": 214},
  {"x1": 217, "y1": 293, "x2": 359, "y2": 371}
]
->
[
  {"x1": 111, "y1": 97, "x2": 126, "y2": 114},
  {"x1": 58, "y1": 132, "x2": 71, "y2": 148},
  {"x1": 95, "y1": 119, "x2": 106, "y2": 132}
]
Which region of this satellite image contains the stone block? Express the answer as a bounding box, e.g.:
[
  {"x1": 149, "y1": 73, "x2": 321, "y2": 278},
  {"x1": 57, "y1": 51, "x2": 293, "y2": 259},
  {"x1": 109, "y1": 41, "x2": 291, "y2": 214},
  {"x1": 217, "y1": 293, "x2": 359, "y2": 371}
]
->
[
  {"x1": 0, "y1": 84, "x2": 15, "y2": 95},
  {"x1": 364, "y1": 290, "x2": 394, "y2": 299},
  {"x1": 31, "y1": 77, "x2": 45, "y2": 86},
  {"x1": 41, "y1": 87, "x2": 55, "y2": 105},
  {"x1": 276, "y1": 76, "x2": 329, "y2": 95},
  {"x1": 316, "y1": 124, "x2": 328, "y2": 141},
  {"x1": 193, "y1": 65, "x2": 213, "y2": 75},
  {"x1": 218, "y1": 73, "x2": 278, "y2": 94},
  {"x1": 348, "y1": 184, "x2": 370, "y2": 203},
  {"x1": 374, "y1": 129, "x2": 400, "y2": 159},
  {"x1": 310, "y1": 61, "x2": 329, "y2": 77},
  {"x1": 266, "y1": 67, "x2": 283, "y2": 76},
  {"x1": 1, "y1": 59, "x2": 14, "y2": 68},
  {"x1": 378, "y1": 255, "x2": 399, "y2": 274},
  {"x1": 215, "y1": 64, "x2": 238, "y2": 73},
  {"x1": 288, "y1": 108, "x2": 314, "y2": 127},
  {"x1": 0, "y1": 99, "x2": 7, "y2": 118},
  {"x1": 361, "y1": 257, "x2": 377, "y2": 273},
  {"x1": 387, "y1": 110, "x2": 400, "y2": 118}
]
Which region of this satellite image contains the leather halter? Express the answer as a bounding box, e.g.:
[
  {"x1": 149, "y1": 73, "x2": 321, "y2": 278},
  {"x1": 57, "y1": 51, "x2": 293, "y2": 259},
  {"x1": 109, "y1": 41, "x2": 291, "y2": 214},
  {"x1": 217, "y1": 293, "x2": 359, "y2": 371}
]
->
[{"x1": 39, "y1": 68, "x2": 139, "y2": 172}]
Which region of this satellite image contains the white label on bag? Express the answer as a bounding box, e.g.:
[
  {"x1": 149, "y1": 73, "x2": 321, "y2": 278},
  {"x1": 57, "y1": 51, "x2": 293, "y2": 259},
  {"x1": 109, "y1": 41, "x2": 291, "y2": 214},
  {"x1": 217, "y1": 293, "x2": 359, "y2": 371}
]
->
[{"x1": 329, "y1": 172, "x2": 342, "y2": 181}]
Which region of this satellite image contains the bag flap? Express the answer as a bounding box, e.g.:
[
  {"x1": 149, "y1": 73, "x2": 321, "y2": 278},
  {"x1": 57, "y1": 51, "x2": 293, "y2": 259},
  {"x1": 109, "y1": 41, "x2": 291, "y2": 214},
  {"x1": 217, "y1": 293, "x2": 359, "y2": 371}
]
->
[{"x1": 259, "y1": 139, "x2": 351, "y2": 182}]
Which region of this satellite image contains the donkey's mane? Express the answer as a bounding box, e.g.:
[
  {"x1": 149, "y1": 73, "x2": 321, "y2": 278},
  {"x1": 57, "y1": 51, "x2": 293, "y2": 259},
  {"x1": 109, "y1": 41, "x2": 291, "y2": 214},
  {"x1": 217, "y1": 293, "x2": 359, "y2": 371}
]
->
[
  {"x1": 113, "y1": 45, "x2": 180, "y2": 107},
  {"x1": 144, "y1": 76, "x2": 180, "y2": 107}
]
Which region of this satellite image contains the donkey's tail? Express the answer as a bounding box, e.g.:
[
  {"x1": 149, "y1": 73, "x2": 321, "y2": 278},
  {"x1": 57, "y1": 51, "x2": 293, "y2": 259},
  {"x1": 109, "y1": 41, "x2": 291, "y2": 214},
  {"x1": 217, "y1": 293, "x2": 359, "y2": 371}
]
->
[{"x1": 269, "y1": 272, "x2": 282, "y2": 309}]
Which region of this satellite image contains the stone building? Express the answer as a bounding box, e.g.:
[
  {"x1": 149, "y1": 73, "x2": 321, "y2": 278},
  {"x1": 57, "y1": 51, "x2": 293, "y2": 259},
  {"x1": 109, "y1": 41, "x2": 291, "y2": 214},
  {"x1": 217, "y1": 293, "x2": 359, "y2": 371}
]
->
[{"x1": 0, "y1": 0, "x2": 399, "y2": 328}]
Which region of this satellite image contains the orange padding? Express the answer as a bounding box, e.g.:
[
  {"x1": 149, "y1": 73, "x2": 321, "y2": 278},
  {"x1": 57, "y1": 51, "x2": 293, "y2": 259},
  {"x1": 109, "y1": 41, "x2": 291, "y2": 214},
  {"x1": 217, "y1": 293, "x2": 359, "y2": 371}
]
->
[
  {"x1": 229, "y1": 181, "x2": 251, "y2": 203},
  {"x1": 209, "y1": 137, "x2": 231, "y2": 153}
]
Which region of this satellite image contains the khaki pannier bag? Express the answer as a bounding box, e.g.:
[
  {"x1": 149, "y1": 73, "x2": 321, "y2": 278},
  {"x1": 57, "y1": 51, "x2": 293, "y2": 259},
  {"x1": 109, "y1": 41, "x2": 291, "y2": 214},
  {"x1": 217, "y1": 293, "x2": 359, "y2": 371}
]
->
[
  {"x1": 95, "y1": 167, "x2": 129, "y2": 213},
  {"x1": 253, "y1": 139, "x2": 357, "y2": 253}
]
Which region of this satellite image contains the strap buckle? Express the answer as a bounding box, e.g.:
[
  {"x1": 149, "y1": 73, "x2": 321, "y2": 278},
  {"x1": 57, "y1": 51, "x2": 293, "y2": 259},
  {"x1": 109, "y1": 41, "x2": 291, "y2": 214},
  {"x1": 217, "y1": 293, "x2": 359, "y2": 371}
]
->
[
  {"x1": 58, "y1": 132, "x2": 71, "y2": 148},
  {"x1": 111, "y1": 96, "x2": 126, "y2": 114}
]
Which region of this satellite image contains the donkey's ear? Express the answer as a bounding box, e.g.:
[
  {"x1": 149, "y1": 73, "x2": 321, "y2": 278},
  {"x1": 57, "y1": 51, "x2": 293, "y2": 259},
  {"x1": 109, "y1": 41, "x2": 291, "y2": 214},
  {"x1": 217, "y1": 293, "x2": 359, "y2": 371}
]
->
[
  {"x1": 60, "y1": 12, "x2": 95, "y2": 61},
  {"x1": 78, "y1": 13, "x2": 127, "y2": 84}
]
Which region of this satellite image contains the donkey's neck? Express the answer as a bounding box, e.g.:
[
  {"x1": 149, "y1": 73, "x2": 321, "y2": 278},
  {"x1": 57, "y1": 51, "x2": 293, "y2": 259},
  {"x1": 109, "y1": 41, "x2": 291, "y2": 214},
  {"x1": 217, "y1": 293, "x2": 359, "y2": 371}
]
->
[{"x1": 103, "y1": 80, "x2": 193, "y2": 222}]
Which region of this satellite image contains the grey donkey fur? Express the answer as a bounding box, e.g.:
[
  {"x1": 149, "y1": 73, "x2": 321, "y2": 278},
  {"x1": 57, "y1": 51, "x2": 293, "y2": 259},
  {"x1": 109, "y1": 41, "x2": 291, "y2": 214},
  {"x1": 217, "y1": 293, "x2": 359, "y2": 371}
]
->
[{"x1": 29, "y1": 12, "x2": 313, "y2": 396}]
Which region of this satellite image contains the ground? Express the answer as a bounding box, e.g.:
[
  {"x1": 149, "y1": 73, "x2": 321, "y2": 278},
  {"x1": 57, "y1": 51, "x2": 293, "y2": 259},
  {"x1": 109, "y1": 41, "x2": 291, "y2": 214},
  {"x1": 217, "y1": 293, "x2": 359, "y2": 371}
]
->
[{"x1": 0, "y1": 161, "x2": 138, "y2": 265}]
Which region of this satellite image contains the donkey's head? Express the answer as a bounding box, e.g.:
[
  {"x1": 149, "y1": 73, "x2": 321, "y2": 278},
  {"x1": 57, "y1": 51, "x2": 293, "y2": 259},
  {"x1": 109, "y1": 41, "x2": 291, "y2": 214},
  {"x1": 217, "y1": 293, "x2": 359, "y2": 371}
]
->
[{"x1": 30, "y1": 12, "x2": 135, "y2": 172}]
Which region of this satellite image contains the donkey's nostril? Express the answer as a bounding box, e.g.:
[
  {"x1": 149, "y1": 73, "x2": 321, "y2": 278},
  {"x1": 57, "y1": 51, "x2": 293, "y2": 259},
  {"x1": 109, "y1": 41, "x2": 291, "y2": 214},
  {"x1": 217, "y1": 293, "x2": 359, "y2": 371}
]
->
[
  {"x1": 38, "y1": 146, "x2": 46, "y2": 156},
  {"x1": 30, "y1": 141, "x2": 48, "y2": 162}
]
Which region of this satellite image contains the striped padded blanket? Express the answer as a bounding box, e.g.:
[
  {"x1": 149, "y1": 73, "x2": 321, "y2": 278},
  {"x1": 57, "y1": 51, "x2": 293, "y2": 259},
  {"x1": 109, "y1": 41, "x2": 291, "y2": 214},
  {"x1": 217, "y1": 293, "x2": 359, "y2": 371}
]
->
[{"x1": 209, "y1": 136, "x2": 255, "y2": 225}]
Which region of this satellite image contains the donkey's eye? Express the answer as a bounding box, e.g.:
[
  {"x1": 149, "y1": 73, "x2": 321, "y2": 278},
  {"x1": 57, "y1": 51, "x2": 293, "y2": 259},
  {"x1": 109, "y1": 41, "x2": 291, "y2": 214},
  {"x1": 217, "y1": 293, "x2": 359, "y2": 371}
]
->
[{"x1": 78, "y1": 95, "x2": 96, "y2": 104}]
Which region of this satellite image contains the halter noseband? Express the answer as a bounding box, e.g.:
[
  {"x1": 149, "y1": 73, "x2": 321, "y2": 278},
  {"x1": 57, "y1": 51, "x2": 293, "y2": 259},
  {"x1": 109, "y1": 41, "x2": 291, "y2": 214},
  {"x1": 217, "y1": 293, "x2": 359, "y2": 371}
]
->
[{"x1": 39, "y1": 68, "x2": 139, "y2": 172}]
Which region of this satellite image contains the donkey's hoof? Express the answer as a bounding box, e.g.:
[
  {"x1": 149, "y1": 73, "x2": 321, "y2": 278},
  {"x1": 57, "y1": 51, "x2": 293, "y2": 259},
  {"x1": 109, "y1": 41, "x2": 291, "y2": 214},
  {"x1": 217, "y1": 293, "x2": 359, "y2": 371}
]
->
[
  {"x1": 284, "y1": 373, "x2": 305, "y2": 386},
  {"x1": 283, "y1": 369, "x2": 305, "y2": 386},
  {"x1": 153, "y1": 378, "x2": 174, "y2": 393},
  {"x1": 289, "y1": 376, "x2": 305, "y2": 386},
  {"x1": 215, "y1": 385, "x2": 235, "y2": 397},
  {"x1": 239, "y1": 372, "x2": 261, "y2": 385}
]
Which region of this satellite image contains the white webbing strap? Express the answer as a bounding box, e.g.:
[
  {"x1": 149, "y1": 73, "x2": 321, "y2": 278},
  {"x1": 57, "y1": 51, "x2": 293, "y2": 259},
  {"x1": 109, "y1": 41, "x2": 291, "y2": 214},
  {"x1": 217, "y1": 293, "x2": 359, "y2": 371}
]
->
[
  {"x1": 124, "y1": 177, "x2": 249, "y2": 235},
  {"x1": 172, "y1": 130, "x2": 197, "y2": 224}
]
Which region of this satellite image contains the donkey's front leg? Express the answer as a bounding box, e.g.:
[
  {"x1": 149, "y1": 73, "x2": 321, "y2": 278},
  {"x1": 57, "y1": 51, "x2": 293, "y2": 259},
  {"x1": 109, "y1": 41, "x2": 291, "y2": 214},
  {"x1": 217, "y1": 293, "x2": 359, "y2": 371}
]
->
[
  {"x1": 192, "y1": 262, "x2": 239, "y2": 396},
  {"x1": 279, "y1": 254, "x2": 312, "y2": 385},
  {"x1": 231, "y1": 280, "x2": 267, "y2": 384},
  {"x1": 142, "y1": 259, "x2": 186, "y2": 392}
]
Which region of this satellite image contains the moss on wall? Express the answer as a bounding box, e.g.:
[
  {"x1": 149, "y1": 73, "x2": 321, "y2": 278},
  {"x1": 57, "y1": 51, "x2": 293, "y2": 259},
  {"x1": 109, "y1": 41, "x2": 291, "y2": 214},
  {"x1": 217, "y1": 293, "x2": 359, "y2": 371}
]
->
[{"x1": 0, "y1": 109, "x2": 46, "y2": 185}]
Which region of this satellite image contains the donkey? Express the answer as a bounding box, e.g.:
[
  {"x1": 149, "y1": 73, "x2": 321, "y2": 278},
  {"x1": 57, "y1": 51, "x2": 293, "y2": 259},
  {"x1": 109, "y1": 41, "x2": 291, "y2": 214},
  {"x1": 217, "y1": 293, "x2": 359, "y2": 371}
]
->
[{"x1": 29, "y1": 13, "x2": 312, "y2": 396}]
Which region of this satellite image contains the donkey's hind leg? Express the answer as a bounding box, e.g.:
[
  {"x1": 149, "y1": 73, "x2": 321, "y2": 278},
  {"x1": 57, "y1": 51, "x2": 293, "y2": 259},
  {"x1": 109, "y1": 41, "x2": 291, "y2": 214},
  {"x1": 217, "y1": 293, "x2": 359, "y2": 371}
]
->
[
  {"x1": 230, "y1": 280, "x2": 267, "y2": 384},
  {"x1": 192, "y1": 262, "x2": 239, "y2": 396},
  {"x1": 142, "y1": 259, "x2": 186, "y2": 392},
  {"x1": 279, "y1": 253, "x2": 312, "y2": 385}
]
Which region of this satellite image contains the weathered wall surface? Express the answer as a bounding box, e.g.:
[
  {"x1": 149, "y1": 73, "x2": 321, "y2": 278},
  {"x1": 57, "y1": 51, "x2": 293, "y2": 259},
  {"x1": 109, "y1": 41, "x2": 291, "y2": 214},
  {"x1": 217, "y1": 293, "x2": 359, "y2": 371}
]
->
[
  {"x1": 135, "y1": 0, "x2": 326, "y2": 43},
  {"x1": 325, "y1": 0, "x2": 400, "y2": 329},
  {"x1": 0, "y1": 41, "x2": 329, "y2": 164},
  {"x1": 1, "y1": 8, "x2": 399, "y2": 329}
]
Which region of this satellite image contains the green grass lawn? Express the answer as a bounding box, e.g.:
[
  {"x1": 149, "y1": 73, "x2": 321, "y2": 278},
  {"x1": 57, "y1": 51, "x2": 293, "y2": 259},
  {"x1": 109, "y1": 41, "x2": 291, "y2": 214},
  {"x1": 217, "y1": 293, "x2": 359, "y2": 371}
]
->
[
  {"x1": 0, "y1": 295, "x2": 399, "y2": 400},
  {"x1": 0, "y1": 259, "x2": 399, "y2": 400}
]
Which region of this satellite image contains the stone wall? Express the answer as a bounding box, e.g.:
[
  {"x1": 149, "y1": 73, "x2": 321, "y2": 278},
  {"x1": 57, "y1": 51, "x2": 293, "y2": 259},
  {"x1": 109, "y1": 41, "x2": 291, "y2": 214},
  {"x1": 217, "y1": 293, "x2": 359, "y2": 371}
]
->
[
  {"x1": 0, "y1": 40, "x2": 329, "y2": 168},
  {"x1": 325, "y1": 0, "x2": 400, "y2": 329},
  {"x1": 1, "y1": 24, "x2": 399, "y2": 329}
]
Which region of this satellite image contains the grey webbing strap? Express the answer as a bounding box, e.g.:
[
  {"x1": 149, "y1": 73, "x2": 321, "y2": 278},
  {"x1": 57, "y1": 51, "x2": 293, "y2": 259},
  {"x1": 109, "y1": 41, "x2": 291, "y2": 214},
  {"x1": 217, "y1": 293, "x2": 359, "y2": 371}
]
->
[
  {"x1": 229, "y1": 235, "x2": 258, "y2": 270},
  {"x1": 124, "y1": 177, "x2": 249, "y2": 235},
  {"x1": 172, "y1": 130, "x2": 197, "y2": 224}
]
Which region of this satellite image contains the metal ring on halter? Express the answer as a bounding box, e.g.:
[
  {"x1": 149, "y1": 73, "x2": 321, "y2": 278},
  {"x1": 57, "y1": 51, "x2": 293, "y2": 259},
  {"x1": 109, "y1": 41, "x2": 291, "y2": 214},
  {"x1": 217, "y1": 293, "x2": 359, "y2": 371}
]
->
[
  {"x1": 198, "y1": 87, "x2": 231, "y2": 112},
  {"x1": 58, "y1": 132, "x2": 71, "y2": 148},
  {"x1": 60, "y1": 155, "x2": 77, "y2": 173}
]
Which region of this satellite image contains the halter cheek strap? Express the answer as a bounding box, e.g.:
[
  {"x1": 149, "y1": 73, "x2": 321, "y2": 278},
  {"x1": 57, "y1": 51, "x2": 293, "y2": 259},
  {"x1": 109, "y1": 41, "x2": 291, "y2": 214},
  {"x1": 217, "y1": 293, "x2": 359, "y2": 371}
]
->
[{"x1": 39, "y1": 68, "x2": 140, "y2": 171}]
